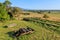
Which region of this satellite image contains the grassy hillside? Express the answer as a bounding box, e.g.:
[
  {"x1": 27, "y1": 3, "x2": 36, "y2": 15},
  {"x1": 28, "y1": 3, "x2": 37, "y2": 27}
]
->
[
  {"x1": 0, "y1": 10, "x2": 60, "y2": 40},
  {"x1": 0, "y1": 19, "x2": 60, "y2": 40},
  {"x1": 0, "y1": 0, "x2": 60, "y2": 40}
]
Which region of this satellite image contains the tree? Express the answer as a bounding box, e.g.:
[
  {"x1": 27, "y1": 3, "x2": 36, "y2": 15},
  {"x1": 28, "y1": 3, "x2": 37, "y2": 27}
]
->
[
  {"x1": 0, "y1": 3, "x2": 3, "y2": 6},
  {"x1": 0, "y1": 5, "x2": 9, "y2": 20},
  {"x1": 12, "y1": 7, "x2": 22, "y2": 15},
  {"x1": 0, "y1": 2, "x2": 10, "y2": 21},
  {"x1": 3, "y1": 0, "x2": 11, "y2": 7},
  {"x1": 48, "y1": 11, "x2": 51, "y2": 13},
  {"x1": 0, "y1": 0, "x2": 23, "y2": 21}
]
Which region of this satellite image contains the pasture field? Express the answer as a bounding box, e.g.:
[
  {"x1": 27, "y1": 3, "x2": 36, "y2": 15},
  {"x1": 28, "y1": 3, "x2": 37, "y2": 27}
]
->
[
  {"x1": 19, "y1": 13, "x2": 60, "y2": 21},
  {"x1": 47, "y1": 13, "x2": 60, "y2": 18},
  {"x1": 0, "y1": 17, "x2": 60, "y2": 40},
  {"x1": 0, "y1": 0, "x2": 60, "y2": 40},
  {"x1": 45, "y1": 13, "x2": 60, "y2": 21}
]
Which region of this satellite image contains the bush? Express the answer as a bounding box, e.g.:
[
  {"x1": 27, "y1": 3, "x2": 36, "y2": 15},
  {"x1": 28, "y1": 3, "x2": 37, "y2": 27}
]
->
[
  {"x1": 0, "y1": 9, "x2": 10, "y2": 20},
  {"x1": 0, "y1": 3, "x2": 10, "y2": 21},
  {"x1": 43, "y1": 14, "x2": 49, "y2": 18},
  {"x1": 23, "y1": 13, "x2": 30, "y2": 15},
  {"x1": 23, "y1": 18, "x2": 29, "y2": 21}
]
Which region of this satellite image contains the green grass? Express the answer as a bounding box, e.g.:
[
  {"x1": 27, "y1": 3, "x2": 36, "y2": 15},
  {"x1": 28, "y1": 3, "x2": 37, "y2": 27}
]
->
[
  {"x1": 24, "y1": 17, "x2": 60, "y2": 33},
  {"x1": 0, "y1": 19, "x2": 60, "y2": 40}
]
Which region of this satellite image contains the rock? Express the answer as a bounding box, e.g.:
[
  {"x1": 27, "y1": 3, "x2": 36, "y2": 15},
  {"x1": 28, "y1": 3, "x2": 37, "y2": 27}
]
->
[
  {"x1": 7, "y1": 23, "x2": 17, "y2": 27},
  {"x1": 13, "y1": 27, "x2": 34, "y2": 37}
]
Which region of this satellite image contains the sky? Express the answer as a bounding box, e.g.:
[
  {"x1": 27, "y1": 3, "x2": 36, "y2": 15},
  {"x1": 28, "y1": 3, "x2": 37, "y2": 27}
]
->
[{"x1": 0, "y1": 0, "x2": 60, "y2": 10}]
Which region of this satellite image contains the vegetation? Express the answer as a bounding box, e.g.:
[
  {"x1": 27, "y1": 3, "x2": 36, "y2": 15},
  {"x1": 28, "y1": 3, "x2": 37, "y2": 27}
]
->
[
  {"x1": 0, "y1": 0, "x2": 60, "y2": 40},
  {"x1": 23, "y1": 17, "x2": 60, "y2": 34},
  {"x1": 0, "y1": 18, "x2": 60, "y2": 40},
  {"x1": 0, "y1": 2, "x2": 10, "y2": 21},
  {"x1": 43, "y1": 14, "x2": 49, "y2": 18}
]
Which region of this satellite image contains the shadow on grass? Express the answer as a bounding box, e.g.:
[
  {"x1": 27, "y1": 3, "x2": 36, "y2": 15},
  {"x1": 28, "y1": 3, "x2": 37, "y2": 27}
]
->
[
  {"x1": 6, "y1": 31, "x2": 20, "y2": 40},
  {"x1": 6, "y1": 31, "x2": 14, "y2": 38},
  {"x1": 3, "y1": 26, "x2": 8, "y2": 28}
]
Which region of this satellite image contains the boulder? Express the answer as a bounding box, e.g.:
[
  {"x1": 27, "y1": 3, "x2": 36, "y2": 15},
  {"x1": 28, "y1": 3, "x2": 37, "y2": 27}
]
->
[
  {"x1": 7, "y1": 23, "x2": 17, "y2": 27},
  {"x1": 13, "y1": 27, "x2": 34, "y2": 37}
]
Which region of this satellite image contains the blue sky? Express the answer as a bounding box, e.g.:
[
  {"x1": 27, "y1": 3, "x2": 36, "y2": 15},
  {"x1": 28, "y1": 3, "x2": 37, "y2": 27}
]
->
[{"x1": 0, "y1": 0, "x2": 60, "y2": 10}]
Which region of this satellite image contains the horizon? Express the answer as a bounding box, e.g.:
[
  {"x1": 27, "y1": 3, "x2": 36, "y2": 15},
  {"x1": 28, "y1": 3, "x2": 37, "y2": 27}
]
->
[{"x1": 0, "y1": 0, "x2": 60, "y2": 10}]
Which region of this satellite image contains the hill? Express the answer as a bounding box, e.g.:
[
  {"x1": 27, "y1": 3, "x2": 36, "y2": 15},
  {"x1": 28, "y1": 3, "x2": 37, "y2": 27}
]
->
[{"x1": 0, "y1": 0, "x2": 60, "y2": 40}]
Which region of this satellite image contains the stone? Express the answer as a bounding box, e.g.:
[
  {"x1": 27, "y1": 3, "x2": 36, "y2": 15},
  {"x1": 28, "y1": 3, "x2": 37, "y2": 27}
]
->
[
  {"x1": 7, "y1": 23, "x2": 17, "y2": 27},
  {"x1": 13, "y1": 27, "x2": 34, "y2": 37}
]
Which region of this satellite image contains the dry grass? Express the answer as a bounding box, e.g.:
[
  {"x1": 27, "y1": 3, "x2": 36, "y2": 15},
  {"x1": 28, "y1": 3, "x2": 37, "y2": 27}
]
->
[{"x1": 17, "y1": 13, "x2": 60, "y2": 22}]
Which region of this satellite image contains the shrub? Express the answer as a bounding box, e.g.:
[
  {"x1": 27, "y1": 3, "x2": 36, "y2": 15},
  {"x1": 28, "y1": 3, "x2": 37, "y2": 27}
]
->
[
  {"x1": 23, "y1": 18, "x2": 29, "y2": 21},
  {"x1": 0, "y1": 4, "x2": 10, "y2": 21},
  {"x1": 23, "y1": 13, "x2": 30, "y2": 15},
  {"x1": 43, "y1": 14, "x2": 49, "y2": 18}
]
